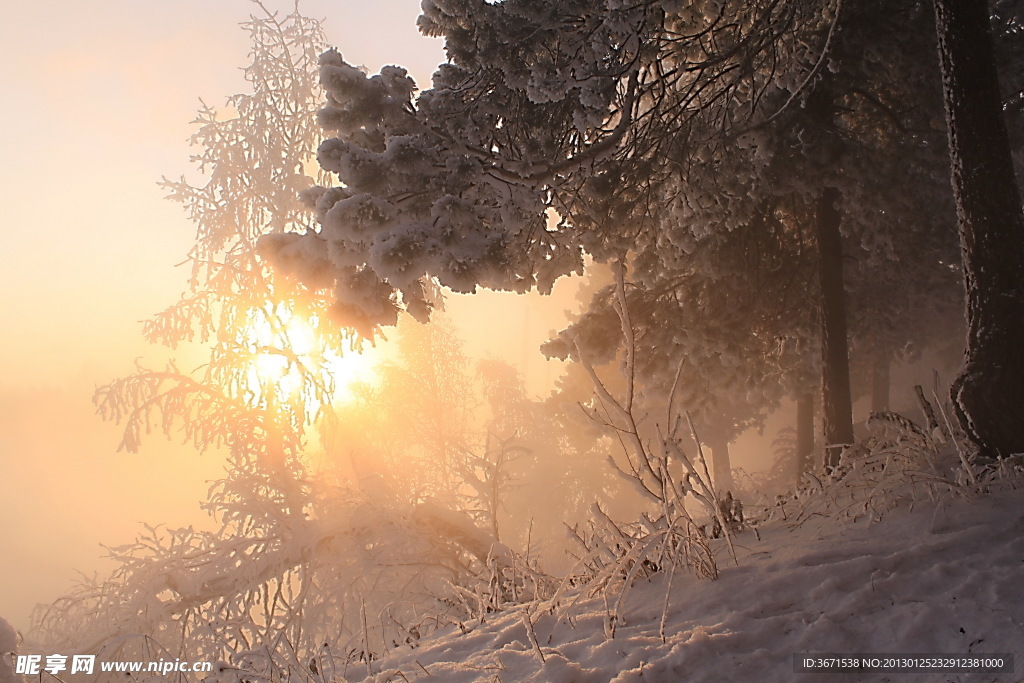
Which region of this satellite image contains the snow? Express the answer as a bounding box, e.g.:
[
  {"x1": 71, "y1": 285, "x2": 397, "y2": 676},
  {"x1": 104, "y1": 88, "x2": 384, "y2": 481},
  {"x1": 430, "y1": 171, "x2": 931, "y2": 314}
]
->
[{"x1": 341, "y1": 491, "x2": 1023, "y2": 683}]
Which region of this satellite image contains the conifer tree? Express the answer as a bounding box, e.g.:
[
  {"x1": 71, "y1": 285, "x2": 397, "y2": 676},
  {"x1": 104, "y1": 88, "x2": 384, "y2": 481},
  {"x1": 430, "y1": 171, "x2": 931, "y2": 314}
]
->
[
  {"x1": 932, "y1": 0, "x2": 1024, "y2": 457},
  {"x1": 262, "y1": 0, "x2": 1011, "y2": 466}
]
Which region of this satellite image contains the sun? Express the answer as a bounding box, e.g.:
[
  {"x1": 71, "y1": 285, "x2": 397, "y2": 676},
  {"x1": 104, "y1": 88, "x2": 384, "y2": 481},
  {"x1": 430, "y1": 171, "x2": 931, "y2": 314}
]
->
[
  {"x1": 240, "y1": 302, "x2": 377, "y2": 409},
  {"x1": 323, "y1": 347, "x2": 377, "y2": 403}
]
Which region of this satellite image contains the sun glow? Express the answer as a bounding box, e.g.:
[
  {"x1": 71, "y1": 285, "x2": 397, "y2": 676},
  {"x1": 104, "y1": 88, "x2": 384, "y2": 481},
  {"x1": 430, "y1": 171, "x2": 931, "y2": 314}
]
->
[{"x1": 241, "y1": 302, "x2": 376, "y2": 410}]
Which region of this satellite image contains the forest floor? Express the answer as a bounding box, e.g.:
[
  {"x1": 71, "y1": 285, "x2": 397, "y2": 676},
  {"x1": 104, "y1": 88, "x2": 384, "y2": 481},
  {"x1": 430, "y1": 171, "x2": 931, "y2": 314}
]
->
[{"x1": 346, "y1": 487, "x2": 1024, "y2": 683}]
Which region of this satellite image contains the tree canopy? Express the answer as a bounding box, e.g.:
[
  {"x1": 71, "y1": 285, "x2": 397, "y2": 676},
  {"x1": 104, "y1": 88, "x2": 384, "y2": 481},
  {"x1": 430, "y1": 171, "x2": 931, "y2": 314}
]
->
[{"x1": 262, "y1": 0, "x2": 1024, "y2": 459}]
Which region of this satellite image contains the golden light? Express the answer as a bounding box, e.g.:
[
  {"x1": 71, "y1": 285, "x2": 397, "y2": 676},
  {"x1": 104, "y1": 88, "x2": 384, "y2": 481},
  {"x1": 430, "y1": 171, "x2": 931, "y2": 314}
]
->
[
  {"x1": 323, "y1": 346, "x2": 377, "y2": 403},
  {"x1": 240, "y1": 302, "x2": 377, "y2": 410}
]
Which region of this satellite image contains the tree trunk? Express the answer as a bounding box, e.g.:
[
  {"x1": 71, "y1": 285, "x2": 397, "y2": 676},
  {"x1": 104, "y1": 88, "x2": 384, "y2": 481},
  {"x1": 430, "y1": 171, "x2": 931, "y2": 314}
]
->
[
  {"x1": 871, "y1": 352, "x2": 890, "y2": 413},
  {"x1": 816, "y1": 187, "x2": 856, "y2": 469},
  {"x1": 932, "y1": 0, "x2": 1024, "y2": 457},
  {"x1": 705, "y1": 432, "x2": 734, "y2": 495},
  {"x1": 796, "y1": 392, "x2": 815, "y2": 484}
]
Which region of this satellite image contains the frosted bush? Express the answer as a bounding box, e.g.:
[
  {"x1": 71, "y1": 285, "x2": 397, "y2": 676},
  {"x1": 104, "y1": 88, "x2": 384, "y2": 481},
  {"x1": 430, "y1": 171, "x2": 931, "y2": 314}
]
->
[{"x1": 789, "y1": 398, "x2": 1024, "y2": 529}]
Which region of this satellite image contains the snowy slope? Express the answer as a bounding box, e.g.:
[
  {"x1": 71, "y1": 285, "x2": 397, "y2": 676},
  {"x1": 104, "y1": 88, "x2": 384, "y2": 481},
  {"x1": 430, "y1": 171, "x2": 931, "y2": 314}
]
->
[{"x1": 345, "y1": 491, "x2": 1023, "y2": 683}]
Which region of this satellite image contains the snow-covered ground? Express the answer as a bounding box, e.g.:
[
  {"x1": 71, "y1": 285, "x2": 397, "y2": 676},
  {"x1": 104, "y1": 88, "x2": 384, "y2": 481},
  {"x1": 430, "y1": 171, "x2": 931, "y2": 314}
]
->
[{"x1": 343, "y1": 491, "x2": 1023, "y2": 683}]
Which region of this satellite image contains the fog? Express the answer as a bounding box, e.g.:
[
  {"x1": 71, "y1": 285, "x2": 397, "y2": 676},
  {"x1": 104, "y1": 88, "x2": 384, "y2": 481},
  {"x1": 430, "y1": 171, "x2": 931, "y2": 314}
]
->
[
  {"x1": 0, "y1": 0, "x2": 449, "y2": 630},
  {"x1": 0, "y1": 1, "x2": 612, "y2": 631},
  {"x1": 0, "y1": 2, "x2": 979, "y2": 677}
]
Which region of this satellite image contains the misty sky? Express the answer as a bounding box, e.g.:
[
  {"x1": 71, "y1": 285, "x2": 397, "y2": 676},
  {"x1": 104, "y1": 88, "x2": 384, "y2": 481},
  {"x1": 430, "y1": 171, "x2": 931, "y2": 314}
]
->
[
  {"x1": 0, "y1": 0, "x2": 586, "y2": 631},
  {"x1": 0, "y1": 0, "x2": 451, "y2": 631}
]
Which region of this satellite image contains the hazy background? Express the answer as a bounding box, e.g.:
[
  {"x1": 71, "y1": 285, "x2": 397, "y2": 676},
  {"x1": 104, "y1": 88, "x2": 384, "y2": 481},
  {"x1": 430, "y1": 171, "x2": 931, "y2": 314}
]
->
[{"x1": 0, "y1": 0, "x2": 580, "y2": 631}]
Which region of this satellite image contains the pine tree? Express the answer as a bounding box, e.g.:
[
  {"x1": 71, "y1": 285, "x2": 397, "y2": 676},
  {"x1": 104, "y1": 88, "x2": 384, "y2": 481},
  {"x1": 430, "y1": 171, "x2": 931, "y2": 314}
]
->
[
  {"x1": 932, "y1": 0, "x2": 1024, "y2": 457},
  {"x1": 260, "y1": 0, "x2": 1007, "y2": 467}
]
